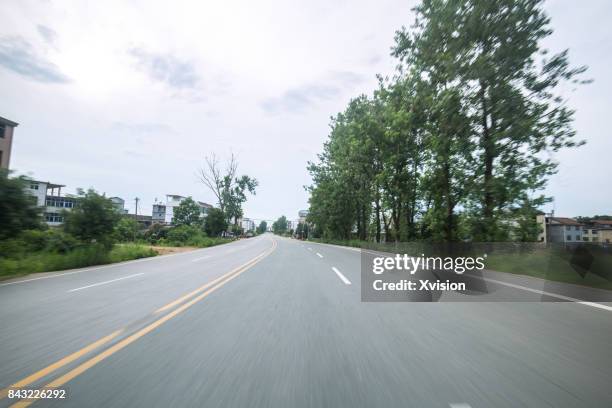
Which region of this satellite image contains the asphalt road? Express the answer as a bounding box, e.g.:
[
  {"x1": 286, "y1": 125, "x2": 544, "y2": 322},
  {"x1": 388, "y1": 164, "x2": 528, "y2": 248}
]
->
[{"x1": 1, "y1": 234, "x2": 611, "y2": 407}]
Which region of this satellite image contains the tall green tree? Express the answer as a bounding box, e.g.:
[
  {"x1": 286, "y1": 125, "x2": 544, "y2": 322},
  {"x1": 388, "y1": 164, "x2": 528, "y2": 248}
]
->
[
  {"x1": 256, "y1": 220, "x2": 268, "y2": 234},
  {"x1": 115, "y1": 217, "x2": 140, "y2": 242},
  {"x1": 204, "y1": 207, "x2": 227, "y2": 237},
  {"x1": 272, "y1": 216, "x2": 288, "y2": 235},
  {"x1": 63, "y1": 189, "x2": 120, "y2": 249},
  {"x1": 0, "y1": 171, "x2": 42, "y2": 240},
  {"x1": 393, "y1": 0, "x2": 588, "y2": 241},
  {"x1": 172, "y1": 197, "x2": 202, "y2": 227},
  {"x1": 198, "y1": 153, "x2": 258, "y2": 225}
]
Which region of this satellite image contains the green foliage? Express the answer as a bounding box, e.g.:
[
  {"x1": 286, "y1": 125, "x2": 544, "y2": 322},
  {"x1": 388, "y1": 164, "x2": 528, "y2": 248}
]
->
[
  {"x1": 172, "y1": 197, "x2": 202, "y2": 227},
  {"x1": 166, "y1": 224, "x2": 205, "y2": 245},
  {"x1": 0, "y1": 244, "x2": 156, "y2": 278},
  {"x1": 0, "y1": 170, "x2": 42, "y2": 240},
  {"x1": 272, "y1": 216, "x2": 288, "y2": 235},
  {"x1": 198, "y1": 154, "x2": 257, "y2": 227},
  {"x1": 0, "y1": 229, "x2": 79, "y2": 259},
  {"x1": 223, "y1": 175, "x2": 257, "y2": 225},
  {"x1": 256, "y1": 220, "x2": 267, "y2": 234},
  {"x1": 63, "y1": 189, "x2": 121, "y2": 249},
  {"x1": 307, "y1": 0, "x2": 587, "y2": 243},
  {"x1": 204, "y1": 208, "x2": 228, "y2": 237},
  {"x1": 143, "y1": 223, "x2": 168, "y2": 244},
  {"x1": 115, "y1": 217, "x2": 140, "y2": 242}
]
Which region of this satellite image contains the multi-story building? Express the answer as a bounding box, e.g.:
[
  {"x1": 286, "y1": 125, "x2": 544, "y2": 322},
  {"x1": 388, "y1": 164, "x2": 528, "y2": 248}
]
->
[
  {"x1": 0, "y1": 116, "x2": 18, "y2": 169},
  {"x1": 583, "y1": 220, "x2": 612, "y2": 244},
  {"x1": 298, "y1": 210, "x2": 309, "y2": 223},
  {"x1": 109, "y1": 197, "x2": 128, "y2": 214},
  {"x1": 240, "y1": 218, "x2": 255, "y2": 233},
  {"x1": 543, "y1": 217, "x2": 584, "y2": 243},
  {"x1": 152, "y1": 194, "x2": 213, "y2": 225},
  {"x1": 25, "y1": 180, "x2": 78, "y2": 226}
]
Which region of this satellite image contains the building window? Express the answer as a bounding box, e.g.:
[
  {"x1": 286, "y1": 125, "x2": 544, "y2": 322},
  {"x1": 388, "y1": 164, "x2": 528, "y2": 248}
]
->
[
  {"x1": 565, "y1": 226, "x2": 571, "y2": 231},
  {"x1": 575, "y1": 235, "x2": 581, "y2": 241},
  {"x1": 0, "y1": 124, "x2": 5, "y2": 138},
  {"x1": 566, "y1": 235, "x2": 572, "y2": 241},
  {"x1": 592, "y1": 230, "x2": 598, "y2": 234},
  {"x1": 44, "y1": 213, "x2": 64, "y2": 223},
  {"x1": 30, "y1": 183, "x2": 39, "y2": 190}
]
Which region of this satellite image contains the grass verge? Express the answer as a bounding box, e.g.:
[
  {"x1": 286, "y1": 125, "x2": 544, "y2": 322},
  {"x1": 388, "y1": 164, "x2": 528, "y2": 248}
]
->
[{"x1": 0, "y1": 244, "x2": 157, "y2": 280}]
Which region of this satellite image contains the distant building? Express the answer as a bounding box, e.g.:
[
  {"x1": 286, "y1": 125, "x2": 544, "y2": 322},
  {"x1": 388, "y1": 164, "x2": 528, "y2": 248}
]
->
[
  {"x1": 583, "y1": 220, "x2": 612, "y2": 244},
  {"x1": 25, "y1": 180, "x2": 77, "y2": 226},
  {"x1": 544, "y1": 217, "x2": 584, "y2": 243},
  {"x1": 109, "y1": 197, "x2": 128, "y2": 214},
  {"x1": 298, "y1": 210, "x2": 309, "y2": 223},
  {"x1": 0, "y1": 116, "x2": 18, "y2": 169},
  {"x1": 240, "y1": 218, "x2": 255, "y2": 233},
  {"x1": 152, "y1": 194, "x2": 213, "y2": 224},
  {"x1": 126, "y1": 214, "x2": 153, "y2": 229}
]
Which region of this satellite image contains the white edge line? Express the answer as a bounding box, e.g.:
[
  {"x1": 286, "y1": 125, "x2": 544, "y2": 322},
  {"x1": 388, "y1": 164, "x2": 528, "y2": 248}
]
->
[
  {"x1": 332, "y1": 267, "x2": 351, "y2": 285},
  {"x1": 478, "y1": 276, "x2": 612, "y2": 312},
  {"x1": 316, "y1": 252, "x2": 323, "y2": 258},
  {"x1": 68, "y1": 273, "x2": 145, "y2": 292},
  {"x1": 308, "y1": 241, "x2": 612, "y2": 313},
  {"x1": 449, "y1": 404, "x2": 472, "y2": 408}
]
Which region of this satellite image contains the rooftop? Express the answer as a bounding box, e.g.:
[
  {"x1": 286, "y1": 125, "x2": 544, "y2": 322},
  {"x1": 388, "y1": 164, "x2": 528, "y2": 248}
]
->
[
  {"x1": 549, "y1": 217, "x2": 583, "y2": 226},
  {"x1": 0, "y1": 116, "x2": 19, "y2": 127}
]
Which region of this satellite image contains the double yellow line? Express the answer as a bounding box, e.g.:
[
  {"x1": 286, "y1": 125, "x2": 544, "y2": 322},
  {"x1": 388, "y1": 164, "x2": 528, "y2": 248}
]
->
[{"x1": 3, "y1": 238, "x2": 277, "y2": 408}]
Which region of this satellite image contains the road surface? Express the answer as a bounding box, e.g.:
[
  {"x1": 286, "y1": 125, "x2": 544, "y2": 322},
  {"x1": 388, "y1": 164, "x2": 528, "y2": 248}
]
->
[{"x1": 0, "y1": 234, "x2": 611, "y2": 407}]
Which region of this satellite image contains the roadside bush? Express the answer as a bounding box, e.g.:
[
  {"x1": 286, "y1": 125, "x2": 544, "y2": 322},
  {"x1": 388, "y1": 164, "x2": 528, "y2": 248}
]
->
[
  {"x1": 0, "y1": 229, "x2": 81, "y2": 258},
  {"x1": 18, "y1": 229, "x2": 50, "y2": 252},
  {"x1": 166, "y1": 225, "x2": 204, "y2": 245},
  {"x1": 44, "y1": 230, "x2": 80, "y2": 254},
  {"x1": 143, "y1": 223, "x2": 168, "y2": 244},
  {"x1": 114, "y1": 217, "x2": 140, "y2": 242},
  {"x1": 0, "y1": 244, "x2": 156, "y2": 278},
  {"x1": 0, "y1": 238, "x2": 27, "y2": 259}
]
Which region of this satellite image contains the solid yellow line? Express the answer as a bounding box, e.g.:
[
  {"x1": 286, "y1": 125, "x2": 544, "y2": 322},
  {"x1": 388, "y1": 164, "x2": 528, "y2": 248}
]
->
[
  {"x1": 154, "y1": 246, "x2": 271, "y2": 314},
  {"x1": 0, "y1": 330, "x2": 122, "y2": 400},
  {"x1": 10, "y1": 238, "x2": 277, "y2": 408}
]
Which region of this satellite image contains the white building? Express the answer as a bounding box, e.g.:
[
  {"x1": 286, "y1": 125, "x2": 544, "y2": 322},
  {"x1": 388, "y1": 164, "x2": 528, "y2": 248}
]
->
[
  {"x1": 25, "y1": 180, "x2": 77, "y2": 226},
  {"x1": 152, "y1": 194, "x2": 213, "y2": 225},
  {"x1": 109, "y1": 197, "x2": 128, "y2": 214},
  {"x1": 298, "y1": 210, "x2": 309, "y2": 223},
  {"x1": 240, "y1": 218, "x2": 255, "y2": 232}
]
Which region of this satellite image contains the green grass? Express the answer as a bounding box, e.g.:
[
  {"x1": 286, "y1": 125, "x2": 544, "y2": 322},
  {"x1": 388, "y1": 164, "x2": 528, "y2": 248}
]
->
[
  {"x1": 154, "y1": 236, "x2": 234, "y2": 248},
  {"x1": 307, "y1": 238, "x2": 368, "y2": 249},
  {"x1": 486, "y1": 249, "x2": 612, "y2": 290},
  {"x1": 0, "y1": 244, "x2": 157, "y2": 279}
]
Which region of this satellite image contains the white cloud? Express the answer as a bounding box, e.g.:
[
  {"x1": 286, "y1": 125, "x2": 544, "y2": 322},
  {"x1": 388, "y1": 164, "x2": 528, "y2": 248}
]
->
[{"x1": 0, "y1": 0, "x2": 610, "y2": 219}]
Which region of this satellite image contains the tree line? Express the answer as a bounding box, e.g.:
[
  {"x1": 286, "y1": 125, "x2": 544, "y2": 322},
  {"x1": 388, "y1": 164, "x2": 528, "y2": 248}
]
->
[{"x1": 307, "y1": 0, "x2": 589, "y2": 243}]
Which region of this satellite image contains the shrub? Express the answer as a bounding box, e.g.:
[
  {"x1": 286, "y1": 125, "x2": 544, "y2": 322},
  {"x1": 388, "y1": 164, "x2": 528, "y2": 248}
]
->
[
  {"x1": 0, "y1": 244, "x2": 156, "y2": 277},
  {"x1": 63, "y1": 189, "x2": 121, "y2": 249},
  {"x1": 166, "y1": 225, "x2": 207, "y2": 246},
  {"x1": 44, "y1": 230, "x2": 80, "y2": 253},
  {"x1": 115, "y1": 217, "x2": 140, "y2": 242},
  {"x1": 143, "y1": 223, "x2": 168, "y2": 244}
]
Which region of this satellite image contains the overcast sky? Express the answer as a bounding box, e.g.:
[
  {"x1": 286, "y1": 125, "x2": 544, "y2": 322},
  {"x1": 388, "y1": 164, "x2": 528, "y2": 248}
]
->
[{"x1": 1, "y1": 0, "x2": 610, "y2": 220}]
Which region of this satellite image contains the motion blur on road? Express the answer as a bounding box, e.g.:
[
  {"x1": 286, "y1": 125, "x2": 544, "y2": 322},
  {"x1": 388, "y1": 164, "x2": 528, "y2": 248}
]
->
[{"x1": 1, "y1": 234, "x2": 611, "y2": 408}]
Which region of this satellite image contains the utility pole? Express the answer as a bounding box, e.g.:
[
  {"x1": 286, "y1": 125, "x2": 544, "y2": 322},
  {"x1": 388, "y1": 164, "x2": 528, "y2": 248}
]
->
[{"x1": 133, "y1": 197, "x2": 140, "y2": 242}]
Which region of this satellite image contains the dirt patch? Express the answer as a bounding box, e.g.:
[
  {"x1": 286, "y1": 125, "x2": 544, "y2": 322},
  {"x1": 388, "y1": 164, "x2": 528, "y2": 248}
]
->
[{"x1": 148, "y1": 246, "x2": 199, "y2": 256}]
